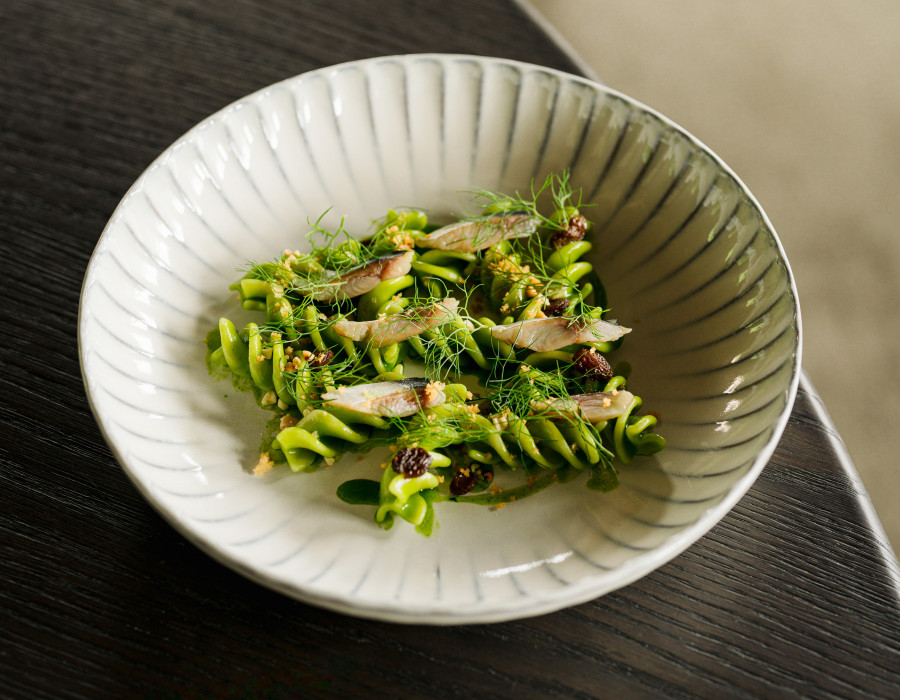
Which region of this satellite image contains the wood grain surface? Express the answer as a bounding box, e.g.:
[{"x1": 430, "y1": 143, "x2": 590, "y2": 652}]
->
[{"x1": 2, "y1": 1, "x2": 898, "y2": 698}]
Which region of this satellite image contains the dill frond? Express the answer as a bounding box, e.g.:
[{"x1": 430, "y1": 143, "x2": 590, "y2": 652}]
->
[{"x1": 213, "y1": 171, "x2": 648, "y2": 519}]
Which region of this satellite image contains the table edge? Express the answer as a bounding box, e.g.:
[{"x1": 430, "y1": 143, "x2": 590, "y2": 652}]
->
[{"x1": 798, "y1": 372, "x2": 900, "y2": 592}]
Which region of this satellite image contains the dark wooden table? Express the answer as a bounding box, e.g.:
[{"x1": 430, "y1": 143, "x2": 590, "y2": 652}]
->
[{"x1": 3, "y1": 1, "x2": 899, "y2": 697}]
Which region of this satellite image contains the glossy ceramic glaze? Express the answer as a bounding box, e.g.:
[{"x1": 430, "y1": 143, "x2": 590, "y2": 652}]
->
[{"x1": 79, "y1": 54, "x2": 801, "y2": 623}]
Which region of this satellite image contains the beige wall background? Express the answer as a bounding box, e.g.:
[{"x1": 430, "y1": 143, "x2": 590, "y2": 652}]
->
[{"x1": 527, "y1": 0, "x2": 900, "y2": 551}]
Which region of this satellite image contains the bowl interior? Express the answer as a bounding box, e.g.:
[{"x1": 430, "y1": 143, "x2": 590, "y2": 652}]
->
[{"x1": 79, "y1": 54, "x2": 800, "y2": 623}]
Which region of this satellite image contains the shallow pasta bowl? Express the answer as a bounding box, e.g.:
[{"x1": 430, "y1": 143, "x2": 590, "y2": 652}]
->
[{"x1": 79, "y1": 54, "x2": 801, "y2": 624}]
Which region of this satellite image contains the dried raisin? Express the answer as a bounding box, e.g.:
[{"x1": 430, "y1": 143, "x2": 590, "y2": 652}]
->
[
  {"x1": 391, "y1": 447, "x2": 431, "y2": 478},
  {"x1": 549, "y1": 214, "x2": 589, "y2": 249},
  {"x1": 308, "y1": 349, "x2": 334, "y2": 368},
  {"x1": 572, "y1": 347, "x2": 613, "y2": 381},
  {"x1": 542, "y1": 298, "x2": 570, "y2": 317},
  {"x1": 450, "y1": 466, "x2": 478, "y2": 495}
]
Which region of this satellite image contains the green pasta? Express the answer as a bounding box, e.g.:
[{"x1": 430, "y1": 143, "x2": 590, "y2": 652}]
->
[{"x1": 205, "y1": 172, "x2": 665, "y2": 534}]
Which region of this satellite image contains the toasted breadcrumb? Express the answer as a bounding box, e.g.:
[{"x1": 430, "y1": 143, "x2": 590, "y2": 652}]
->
[
  {"x1": 390, "y1": 233, "x2": 415, "y2": 250},
  {"x1": 424, "y1": 381, "x2": 445, "y2": 403},
  {"x1": 279, "y1": 414, "x2": 299, "y2": 430},
  {"x1": 253, "y1": 452, "x2": 275, "y2": 475}
]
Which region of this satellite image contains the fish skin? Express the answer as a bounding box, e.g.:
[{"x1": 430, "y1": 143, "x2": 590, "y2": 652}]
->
[
  {"x1": 321, "y1": 377, "x2": 446, "y2": 416},
  {"x1": 332, "y1": 298, "x2": 459, "y2": 346},
  {"x1": 487, "y1": 317, "x2": 630, "y2": 352},
  {"x1": 307, "y1": 251, "x2": 413, "y2": 301},
  {"x1": 532, "y1": 390, "x2": 634, "y2": 422},
  {"x1": 416, "y1": 213, "x2": 539, "y2": 252}
]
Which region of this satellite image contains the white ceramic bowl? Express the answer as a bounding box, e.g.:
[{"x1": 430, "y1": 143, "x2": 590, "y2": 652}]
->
[{"x1": 79, "y1": 54, "x2": 801, "y2": 624}]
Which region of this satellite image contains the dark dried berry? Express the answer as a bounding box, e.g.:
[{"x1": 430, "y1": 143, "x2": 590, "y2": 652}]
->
[
  {"x1": 308, "y1": 349, "x2": 334, "y2": 368},
  {"x1": 449, "y1": 466, "x2": 478, "y2": 496},
  {"x1": 572, "y1": 347, "x2": 613, "y2": 381},
  {"x1": 542, "y1": 298, "x2": 570, "y2": 317},
  {"x1": 549, "y1": 214, "x2": 589, "y2": 249},
  {"x1": 391, "y1": 447, "x2": 431, "y2": 478}
]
